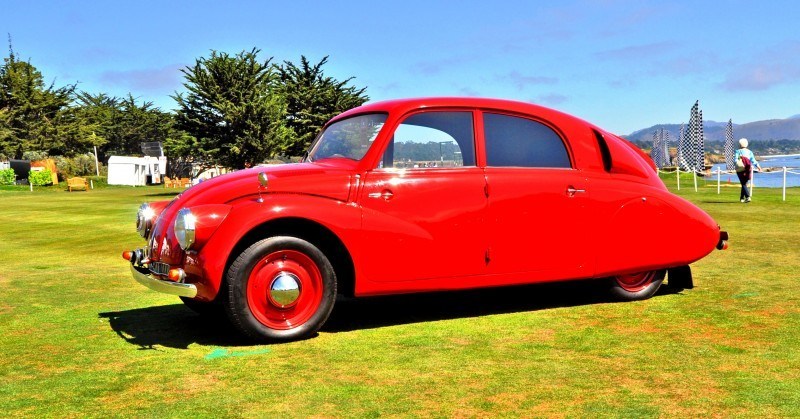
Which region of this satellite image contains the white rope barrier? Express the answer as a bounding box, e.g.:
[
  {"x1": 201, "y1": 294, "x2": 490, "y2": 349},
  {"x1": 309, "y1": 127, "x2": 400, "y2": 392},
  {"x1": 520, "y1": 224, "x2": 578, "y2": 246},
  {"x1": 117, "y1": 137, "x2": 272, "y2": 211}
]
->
[
  {"x1": 711, "y1": 166, "x2": 800, "y2": 201},
  {"x1": 784, "y1": 167, "x2": 800, "y2": 201},
  {"x1": 659, "y1": 166, "x2": 799, "y2": 201}
]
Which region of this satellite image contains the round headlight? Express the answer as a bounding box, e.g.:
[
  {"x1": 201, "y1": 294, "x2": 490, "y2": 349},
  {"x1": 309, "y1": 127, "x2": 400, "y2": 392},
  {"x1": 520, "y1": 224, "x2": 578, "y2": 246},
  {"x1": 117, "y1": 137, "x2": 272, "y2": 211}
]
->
[
  {"x1": 136, "y1": 203, "x2": 156, "y2": 238},
  {"x1": 174, "y1": 208, "x2": 197, "y2": 250}
]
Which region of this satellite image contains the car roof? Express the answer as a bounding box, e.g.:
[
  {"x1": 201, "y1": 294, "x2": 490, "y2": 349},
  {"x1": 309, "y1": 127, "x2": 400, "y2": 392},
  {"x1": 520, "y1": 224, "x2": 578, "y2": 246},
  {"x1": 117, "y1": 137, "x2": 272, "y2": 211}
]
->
[{"x1": 333, "y1": 97, "x2": 594, "y2": 129}]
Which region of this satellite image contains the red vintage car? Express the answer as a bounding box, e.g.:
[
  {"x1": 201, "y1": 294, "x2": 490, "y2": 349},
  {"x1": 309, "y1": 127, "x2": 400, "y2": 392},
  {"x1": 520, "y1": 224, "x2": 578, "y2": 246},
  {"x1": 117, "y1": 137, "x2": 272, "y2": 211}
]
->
[{"x1": 124, "y1": 97, "x2": 728, "y2": 341}]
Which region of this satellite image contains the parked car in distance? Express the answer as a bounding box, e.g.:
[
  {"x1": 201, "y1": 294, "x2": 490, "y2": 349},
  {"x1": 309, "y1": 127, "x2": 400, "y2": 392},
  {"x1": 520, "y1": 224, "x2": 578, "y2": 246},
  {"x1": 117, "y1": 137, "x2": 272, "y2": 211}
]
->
[{"x1": 124, "y1": 97, "x2": 728, "y2": 341}]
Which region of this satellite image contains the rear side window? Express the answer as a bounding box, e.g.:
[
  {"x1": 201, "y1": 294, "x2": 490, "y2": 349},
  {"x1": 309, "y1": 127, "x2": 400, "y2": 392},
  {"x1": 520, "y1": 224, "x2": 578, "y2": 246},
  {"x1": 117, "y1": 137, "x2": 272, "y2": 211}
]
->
[
  {"x1": 380, "y1": 111, "x2": 476, "y2": 169},
  {"x1": 484, "y1": 113, "x2": 571, "y2": 168}
]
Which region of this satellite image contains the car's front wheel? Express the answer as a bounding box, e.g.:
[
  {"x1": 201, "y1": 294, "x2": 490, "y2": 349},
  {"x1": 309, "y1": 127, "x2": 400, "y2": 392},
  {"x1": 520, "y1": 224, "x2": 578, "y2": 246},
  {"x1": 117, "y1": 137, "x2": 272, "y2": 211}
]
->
[
  {"x1": 226, "y1": 236, "x2": 337, "y2": 342},
  {"x1": 609, "y1": 269, "x2": 666, "y2": 301}
]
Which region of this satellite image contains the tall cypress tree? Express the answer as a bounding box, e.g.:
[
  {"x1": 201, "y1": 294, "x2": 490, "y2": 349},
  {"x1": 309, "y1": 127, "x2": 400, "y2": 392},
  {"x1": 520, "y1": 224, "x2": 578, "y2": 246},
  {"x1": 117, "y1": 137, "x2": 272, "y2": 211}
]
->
[
  {"x1": 173, "y1": 48, "x2": 288, "y2": 169},
  {"x1": 275, "y1": 56, "x2": 369, "y2": 157},
  {"x1": 0, "y1": 42, "x2": 74, "y2": 158}
]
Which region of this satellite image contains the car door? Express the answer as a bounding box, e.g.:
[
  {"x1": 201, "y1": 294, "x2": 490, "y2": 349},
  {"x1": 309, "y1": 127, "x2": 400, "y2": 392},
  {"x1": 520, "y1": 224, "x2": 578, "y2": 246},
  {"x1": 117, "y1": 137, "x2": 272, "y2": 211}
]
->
[
  {"x1": 482, "y1": 112, "x2": 590, "y2": 280},
  {"x1": 358, "y1": 111, "x2": 488, "y2": 283}
]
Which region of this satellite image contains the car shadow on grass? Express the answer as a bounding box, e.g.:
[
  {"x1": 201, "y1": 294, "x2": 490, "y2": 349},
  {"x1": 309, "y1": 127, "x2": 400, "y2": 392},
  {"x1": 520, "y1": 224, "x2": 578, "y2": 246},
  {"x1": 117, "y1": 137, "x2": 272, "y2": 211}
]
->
[
  {"x1": 99, "y1": 304, "x2": 250, "y2": 350},
  {"x1": 322, "y1": 279, "x2": 683, "y2": 333},
  {"x1": 99, "y1": 281, "x2": 684, "y2": 348}
]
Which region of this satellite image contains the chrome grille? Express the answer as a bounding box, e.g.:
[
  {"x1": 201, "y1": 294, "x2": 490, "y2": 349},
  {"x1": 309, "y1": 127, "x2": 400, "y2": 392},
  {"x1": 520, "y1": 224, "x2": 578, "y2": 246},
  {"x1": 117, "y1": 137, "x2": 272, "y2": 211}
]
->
[{"x1": 149, "y1": 261, "x2": 170, "y2": 276}]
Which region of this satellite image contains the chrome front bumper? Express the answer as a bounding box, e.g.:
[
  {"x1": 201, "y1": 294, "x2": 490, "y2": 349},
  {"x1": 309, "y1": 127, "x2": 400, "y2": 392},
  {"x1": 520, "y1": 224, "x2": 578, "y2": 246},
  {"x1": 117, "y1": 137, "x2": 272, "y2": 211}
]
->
[{"x1": 130, "y1": 264, "x2": 197, "y2": 298}]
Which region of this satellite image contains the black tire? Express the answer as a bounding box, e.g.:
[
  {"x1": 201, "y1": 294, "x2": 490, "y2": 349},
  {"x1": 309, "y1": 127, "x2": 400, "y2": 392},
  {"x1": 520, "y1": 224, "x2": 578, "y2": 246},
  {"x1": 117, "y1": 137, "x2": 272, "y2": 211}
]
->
[
  {"x1": 608, "y1": 269, "x2": 666, "y2": 301},
  {"x1": 667, "y1": 265, "x2": 694, "y2": 291},
  {"x1": 225, "y1": 236, "x2": 337, "y2": 342},
  {"x1": 179, "y1": 296, "x2": 225, "y2": 317}
]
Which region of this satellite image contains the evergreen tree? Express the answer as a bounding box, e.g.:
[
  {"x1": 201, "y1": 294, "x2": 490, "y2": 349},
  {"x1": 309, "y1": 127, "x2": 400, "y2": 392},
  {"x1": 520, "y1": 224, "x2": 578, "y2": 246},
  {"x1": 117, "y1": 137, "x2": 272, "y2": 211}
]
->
[
  {"x1": 115, "y1": 94, "x2": 173, "y2": 156},
  {"x1": 74, "y1": 92, "x2": 173, "y2": 162},
  {"x1": 275, "y1": 56, "x2": 368, "y2": 157},
  {"x1": 0, "y1": 43, "x2": 75, "y2": 158},
  {"x1": 173, "y1": 48, "x2": 289, "y2": 169}
]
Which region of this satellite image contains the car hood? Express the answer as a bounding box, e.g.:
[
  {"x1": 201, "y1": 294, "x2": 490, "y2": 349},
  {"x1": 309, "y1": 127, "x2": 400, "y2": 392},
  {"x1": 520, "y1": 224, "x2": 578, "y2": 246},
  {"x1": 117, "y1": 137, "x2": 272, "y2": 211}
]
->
[
  {"x1": 175, "y1": 162, "x2": 354, "y2": 207},
  {"x1": 146, "y1": 162, "x2": 354, "y2": 265}
]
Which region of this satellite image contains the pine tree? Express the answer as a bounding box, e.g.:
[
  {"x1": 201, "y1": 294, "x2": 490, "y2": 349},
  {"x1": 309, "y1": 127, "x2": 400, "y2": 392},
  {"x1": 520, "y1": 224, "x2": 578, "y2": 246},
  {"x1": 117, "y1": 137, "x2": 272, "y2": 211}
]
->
[
  {"x1": 275, "y1": 56, "x2": 368, "y2": 157},
  {"x1": 0, "y1": 42, "x2": 75, "y2": 158},
  {"x1": 173, "y1": 48, "x2": 288, "y2": 169}
]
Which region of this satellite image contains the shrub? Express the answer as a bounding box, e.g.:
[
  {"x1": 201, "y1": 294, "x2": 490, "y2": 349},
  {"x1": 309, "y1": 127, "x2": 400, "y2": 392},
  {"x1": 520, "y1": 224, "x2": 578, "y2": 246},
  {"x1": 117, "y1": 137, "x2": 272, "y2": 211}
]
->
[
  {"x1": 0, "y1": 168, "x2": 15, "y2": 185},
  {"x1": 22, "y1": 150, "x2": 49, "y2": 161},
  {"x1": 54, "y1": 154, "x2": 104, "y2": 180},
  {"x1": 28, "y1": 169, "x2": 54, "y2": 186},
  {"x1": 85, "y1": 176, "x2": 108, "y2": 188}
]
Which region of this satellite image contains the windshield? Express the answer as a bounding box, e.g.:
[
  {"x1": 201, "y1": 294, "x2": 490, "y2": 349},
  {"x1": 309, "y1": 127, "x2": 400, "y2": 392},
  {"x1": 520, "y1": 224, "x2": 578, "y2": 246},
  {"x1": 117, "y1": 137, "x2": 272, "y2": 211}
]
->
[{"x1": 307, "y1": 113, "x2": 387, "y2": 162}]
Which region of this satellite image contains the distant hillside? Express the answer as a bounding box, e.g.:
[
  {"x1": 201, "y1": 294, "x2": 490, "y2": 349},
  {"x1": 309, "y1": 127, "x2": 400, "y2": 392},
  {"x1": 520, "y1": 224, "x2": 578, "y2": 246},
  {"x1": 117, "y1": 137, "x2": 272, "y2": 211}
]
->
[{"x1": 625, "y1": 117, "x2": 800, "y2": 144}]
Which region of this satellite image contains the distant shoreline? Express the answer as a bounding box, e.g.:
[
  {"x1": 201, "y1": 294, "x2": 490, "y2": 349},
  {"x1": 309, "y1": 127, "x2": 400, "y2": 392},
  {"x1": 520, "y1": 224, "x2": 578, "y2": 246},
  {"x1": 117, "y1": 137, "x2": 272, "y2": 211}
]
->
[{"x1": 761, "y1": 153, "x2": 800, "y2": 159}]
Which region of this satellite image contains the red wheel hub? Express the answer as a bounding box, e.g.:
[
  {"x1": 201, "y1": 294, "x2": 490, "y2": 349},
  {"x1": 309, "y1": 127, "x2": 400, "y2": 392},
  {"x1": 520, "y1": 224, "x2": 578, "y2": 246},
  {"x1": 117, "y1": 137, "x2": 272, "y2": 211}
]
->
[
  {"x1": 614, "y1": 271, "x2": 655, "y2": 292},
  {"x1": 246, "y1": 250, "x2": 323, "y2": 330}
]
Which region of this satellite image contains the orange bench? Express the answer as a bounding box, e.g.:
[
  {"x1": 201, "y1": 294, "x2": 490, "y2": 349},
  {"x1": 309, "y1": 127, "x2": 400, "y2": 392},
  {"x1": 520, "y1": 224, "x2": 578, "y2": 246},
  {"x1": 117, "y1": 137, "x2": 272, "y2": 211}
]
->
[{"x1": 67, "y1": 177, "x2": 89, "y2": 192}]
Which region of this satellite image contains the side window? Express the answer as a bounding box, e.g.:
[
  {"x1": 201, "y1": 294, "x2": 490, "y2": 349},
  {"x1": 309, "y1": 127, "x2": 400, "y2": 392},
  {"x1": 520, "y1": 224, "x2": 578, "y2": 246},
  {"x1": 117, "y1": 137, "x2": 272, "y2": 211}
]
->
[
  {"x1": 484, "y1": 113, "x2": 571, "y2": 168},
  {"x1": 380, "y1": 112, "x2": 475, "y2": 169}
]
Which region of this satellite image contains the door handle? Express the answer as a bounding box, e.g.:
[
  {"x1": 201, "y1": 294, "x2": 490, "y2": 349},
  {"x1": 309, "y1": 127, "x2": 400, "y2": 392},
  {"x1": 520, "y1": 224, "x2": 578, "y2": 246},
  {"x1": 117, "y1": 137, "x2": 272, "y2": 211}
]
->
[
  {"x1": 368, "y1": 190, "x2": 394, "y2": 200},
  {"x1": 566, "y1": 186, "x2": 586, "y2": 197}
]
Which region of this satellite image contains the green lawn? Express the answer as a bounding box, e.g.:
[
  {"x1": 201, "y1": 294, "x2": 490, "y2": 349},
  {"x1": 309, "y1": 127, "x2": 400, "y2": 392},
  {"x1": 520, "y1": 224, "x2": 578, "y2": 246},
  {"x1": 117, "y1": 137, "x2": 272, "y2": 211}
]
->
[{"x1": 1, "y1": 178, "x2": 798, "y2": 417}]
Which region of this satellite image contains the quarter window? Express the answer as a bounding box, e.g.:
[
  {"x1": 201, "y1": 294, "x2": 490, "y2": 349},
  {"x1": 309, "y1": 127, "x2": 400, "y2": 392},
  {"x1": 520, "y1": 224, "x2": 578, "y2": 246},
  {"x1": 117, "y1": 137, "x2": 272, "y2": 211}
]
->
[
  {"x1": 484, "y1": 113, "x2": 571, "y2": 168},
  {"x1": 380, "y1": 112, "x2": 475, "y2": 169}
]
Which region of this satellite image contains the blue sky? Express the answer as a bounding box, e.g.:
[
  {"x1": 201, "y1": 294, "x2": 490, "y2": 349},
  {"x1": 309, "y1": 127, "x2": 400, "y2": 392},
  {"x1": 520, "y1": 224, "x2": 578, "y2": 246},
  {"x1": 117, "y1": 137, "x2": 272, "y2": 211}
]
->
[{"x1": 2, "y1": 0, "x2": 799, "y2": 134}]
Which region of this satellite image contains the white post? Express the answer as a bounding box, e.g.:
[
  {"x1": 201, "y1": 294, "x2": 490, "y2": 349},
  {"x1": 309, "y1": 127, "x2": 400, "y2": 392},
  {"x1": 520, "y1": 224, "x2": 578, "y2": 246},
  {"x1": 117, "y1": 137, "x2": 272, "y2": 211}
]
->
[
  {"x1": 693, "y1": 170, "x2": 698, "y2": 192},
  {"x1": 29, "y1": 182, "x2": 33, "y2": 192},
  {"x1": 677, "y1": 166, "x2": 680, "y2": 191},
  {"x1": 93, "y1": 146, "x2": 100, "y2": 176},
  {"x1": 783, "y1": 167, "x2": 787, "y2": 201},
  {"x1": 90, "y1": 179, "x2": 94, "y2": 190},
  {"x1": 717, "y1": 167, "x2": 721, "y2": 194}
]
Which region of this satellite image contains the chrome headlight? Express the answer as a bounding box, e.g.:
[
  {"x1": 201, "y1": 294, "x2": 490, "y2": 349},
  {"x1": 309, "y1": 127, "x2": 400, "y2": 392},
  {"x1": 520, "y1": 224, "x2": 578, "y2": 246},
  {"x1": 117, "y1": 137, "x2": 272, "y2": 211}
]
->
[
  {"x1": 136, "y1": 203, "x2": 157, "y2": 238},
  {"x1": 174, "y1": 208, "x2": 197, "y2": 250}
]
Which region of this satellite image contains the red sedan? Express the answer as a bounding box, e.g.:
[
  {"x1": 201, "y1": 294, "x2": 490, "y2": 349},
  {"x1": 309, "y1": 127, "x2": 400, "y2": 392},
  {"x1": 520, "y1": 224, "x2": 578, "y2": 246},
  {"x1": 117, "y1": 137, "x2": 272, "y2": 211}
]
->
[{"x1": 124, "y1": 97, "x2": 728, "y2": 341}]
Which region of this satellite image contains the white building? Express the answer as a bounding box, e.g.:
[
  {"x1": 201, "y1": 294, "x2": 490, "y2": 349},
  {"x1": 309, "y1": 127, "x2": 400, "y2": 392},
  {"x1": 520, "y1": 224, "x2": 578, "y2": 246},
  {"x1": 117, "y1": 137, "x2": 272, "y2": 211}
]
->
[{"x1": 107, "y1": 156, "x2": 166, "y2": 186}]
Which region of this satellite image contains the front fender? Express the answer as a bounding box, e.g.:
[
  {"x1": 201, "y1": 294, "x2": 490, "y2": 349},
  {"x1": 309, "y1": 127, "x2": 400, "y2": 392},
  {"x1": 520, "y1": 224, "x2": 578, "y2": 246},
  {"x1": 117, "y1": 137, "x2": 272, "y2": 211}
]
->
[{"x1": 189, "y1": 195, "x2": 361, "y2": 300}]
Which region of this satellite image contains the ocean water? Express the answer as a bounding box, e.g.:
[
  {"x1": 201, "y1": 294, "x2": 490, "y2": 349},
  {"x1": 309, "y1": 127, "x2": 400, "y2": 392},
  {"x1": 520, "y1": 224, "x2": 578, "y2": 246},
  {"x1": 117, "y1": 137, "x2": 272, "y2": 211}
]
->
[{"x1": 710, "y1": 154, "x2": 800, "y2": 188}]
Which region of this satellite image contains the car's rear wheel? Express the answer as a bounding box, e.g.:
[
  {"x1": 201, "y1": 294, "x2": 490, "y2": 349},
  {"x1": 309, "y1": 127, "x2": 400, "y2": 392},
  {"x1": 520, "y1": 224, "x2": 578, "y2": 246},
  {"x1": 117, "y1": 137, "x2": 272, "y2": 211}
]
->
[
  {"x1": 609, "y1": 269, "x2": 666, "y2": 301},
  {"x1": 226, "y1": 236, "x2": 336, "y2": 342}
]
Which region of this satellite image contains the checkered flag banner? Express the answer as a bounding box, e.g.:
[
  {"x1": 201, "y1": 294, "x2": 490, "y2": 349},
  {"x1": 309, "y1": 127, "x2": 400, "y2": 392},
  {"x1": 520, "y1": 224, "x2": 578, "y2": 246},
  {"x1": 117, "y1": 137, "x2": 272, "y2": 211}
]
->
[
  {"x1": 688, "y1": 102, "x2": 698, "y2": 171},
  {"x1": 685, "y1": 101, "x2": 704, "y2": 172},
  {"x1": 651, "y1": 131, "x2": 660, "y2": 167},
  {"x1": 724, "y1": 119, "x2": 735, "y2": 171},
  {"x1": 697, "y1": 109, "x2": 705, "y2": 172},
  {"x1": 677, "y1": 124, "x2": 689, "y2": 170},
  {"x1": 650, "y1": 129, "x2": 671, "y2": 168}
]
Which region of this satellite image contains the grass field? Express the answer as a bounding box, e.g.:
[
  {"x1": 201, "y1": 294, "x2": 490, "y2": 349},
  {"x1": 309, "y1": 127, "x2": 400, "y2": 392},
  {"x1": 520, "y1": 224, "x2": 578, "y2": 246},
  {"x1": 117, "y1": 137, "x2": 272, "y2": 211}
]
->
[{"x1": 1, "y1": 177, "x2": 798, "y2": 417}]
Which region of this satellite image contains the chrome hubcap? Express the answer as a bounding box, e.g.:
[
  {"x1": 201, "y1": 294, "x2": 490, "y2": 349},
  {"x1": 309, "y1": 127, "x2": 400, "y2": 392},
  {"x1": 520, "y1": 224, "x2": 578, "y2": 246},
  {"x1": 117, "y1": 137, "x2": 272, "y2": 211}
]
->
[{"x1": 268, "y1": 272, "x2": 301, "y2": 308}]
